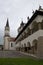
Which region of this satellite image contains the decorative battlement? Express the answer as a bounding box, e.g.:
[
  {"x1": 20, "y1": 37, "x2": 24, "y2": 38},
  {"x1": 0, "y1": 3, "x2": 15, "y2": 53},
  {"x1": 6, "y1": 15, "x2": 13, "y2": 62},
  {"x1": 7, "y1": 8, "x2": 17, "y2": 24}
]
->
[{"x1": 38, "y1": 5, "x2": 43, "y2": 11}]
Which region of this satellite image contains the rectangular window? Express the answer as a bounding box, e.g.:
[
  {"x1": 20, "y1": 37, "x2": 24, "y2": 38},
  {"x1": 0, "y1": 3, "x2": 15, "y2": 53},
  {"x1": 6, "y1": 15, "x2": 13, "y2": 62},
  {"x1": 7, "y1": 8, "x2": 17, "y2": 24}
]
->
[{"x1": 11, "y1": 43, "x2": 13, "y2": 47}]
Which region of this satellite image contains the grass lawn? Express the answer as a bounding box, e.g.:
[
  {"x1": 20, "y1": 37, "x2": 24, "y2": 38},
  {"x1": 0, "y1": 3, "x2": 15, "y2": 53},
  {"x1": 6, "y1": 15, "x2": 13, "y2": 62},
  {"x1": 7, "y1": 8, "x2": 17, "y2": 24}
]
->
[{"x1": 0, "y1": 58, "x2": 43, "y2": 65}]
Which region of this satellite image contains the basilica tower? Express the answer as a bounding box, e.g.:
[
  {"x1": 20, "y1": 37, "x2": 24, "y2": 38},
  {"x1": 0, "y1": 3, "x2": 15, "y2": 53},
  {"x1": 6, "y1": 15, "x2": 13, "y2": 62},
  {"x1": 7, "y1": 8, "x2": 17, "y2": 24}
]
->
[{"x1": 4, "y1": 19, "x2": 10, "y2": 50}]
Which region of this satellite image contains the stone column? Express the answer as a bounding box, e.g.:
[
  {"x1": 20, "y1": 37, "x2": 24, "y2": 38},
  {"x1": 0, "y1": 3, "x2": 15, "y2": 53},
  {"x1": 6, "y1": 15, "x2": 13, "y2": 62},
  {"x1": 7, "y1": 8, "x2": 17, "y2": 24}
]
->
[{"x1": 37, "y1": 36, "x2": 43, "y2": 59}]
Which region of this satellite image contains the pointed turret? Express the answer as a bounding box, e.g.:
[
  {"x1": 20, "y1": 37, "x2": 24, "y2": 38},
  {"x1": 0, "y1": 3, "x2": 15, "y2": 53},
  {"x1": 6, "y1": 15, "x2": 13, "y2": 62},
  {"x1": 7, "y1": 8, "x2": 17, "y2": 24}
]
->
[
  {"x1": 4, "y1": 18, "x2": 10, "y2": 37},
  {"x1": 6, "y1": 19, "x2": 9, "y2": 27}
]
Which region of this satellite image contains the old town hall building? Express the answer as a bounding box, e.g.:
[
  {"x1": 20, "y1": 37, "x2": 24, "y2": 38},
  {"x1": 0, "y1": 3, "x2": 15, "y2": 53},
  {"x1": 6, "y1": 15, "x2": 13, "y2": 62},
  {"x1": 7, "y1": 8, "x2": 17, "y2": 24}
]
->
[{"x1": 15, "y1": 6, "x2": 43, "y2": 59}]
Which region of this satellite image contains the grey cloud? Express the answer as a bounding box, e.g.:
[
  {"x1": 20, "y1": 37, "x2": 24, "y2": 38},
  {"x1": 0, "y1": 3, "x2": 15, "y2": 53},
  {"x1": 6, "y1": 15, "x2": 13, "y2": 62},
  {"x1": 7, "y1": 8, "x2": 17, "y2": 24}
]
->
[{"x1": 0, "y1": 0, "x2": 43, "y2": 44}]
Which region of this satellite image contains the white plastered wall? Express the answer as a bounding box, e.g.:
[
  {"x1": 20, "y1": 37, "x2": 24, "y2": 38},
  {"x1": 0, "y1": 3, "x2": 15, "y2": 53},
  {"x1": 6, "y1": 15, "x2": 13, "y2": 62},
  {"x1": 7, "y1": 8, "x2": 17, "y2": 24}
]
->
[
  {"x1": 9, "y1": 41, "x2": 15, "y2": 50},
  {"x1": 4, "y1": 37, "x2": 9, "y2": 50},
  {"x1": 15, "y1": 30, "x2": 43, "y2": 47}
]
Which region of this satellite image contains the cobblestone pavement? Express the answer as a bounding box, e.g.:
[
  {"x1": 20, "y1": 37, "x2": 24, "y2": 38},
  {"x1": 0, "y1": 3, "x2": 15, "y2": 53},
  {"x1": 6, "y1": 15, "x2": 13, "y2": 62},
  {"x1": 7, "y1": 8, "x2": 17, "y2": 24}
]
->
[{"x1": 0, "y1": 50, "x2": 30, "y2": 58}]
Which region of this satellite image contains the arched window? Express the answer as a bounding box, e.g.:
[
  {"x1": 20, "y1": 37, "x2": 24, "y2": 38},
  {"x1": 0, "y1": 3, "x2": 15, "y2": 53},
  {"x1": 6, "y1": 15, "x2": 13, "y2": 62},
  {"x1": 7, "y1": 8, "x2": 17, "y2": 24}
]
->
[
  {"x1": 24, "y1": 43, "x2": 27, "y2": 52},
  {"x1": 24, "y1": 43, "x2": 26, "y2": 47},
  {"x1": 32, "y1": 21, "x2": 38, "y2": 33},
  {"x1": 27, "y1": 42, "x2": 31, "y2": 47},
  {"x1": 27, "y1": 42, "x2": 31, "y2": 50},
  {"x1": 32, "y1": 39, "x2": 38, "y2": 50},
  {"x1": 26, "y1": 27, "x2": 31, "y2": 36},
  {"x1": 21, "y1": 44, "x2": 23, "y2": 48}
]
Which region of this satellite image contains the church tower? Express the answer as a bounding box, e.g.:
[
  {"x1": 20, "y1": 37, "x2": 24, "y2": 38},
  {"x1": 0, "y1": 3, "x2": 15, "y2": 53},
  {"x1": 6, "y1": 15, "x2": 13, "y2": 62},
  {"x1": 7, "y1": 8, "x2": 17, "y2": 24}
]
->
[{"x1": 4, "y1": 19, "x2": 10, "y2": 50}]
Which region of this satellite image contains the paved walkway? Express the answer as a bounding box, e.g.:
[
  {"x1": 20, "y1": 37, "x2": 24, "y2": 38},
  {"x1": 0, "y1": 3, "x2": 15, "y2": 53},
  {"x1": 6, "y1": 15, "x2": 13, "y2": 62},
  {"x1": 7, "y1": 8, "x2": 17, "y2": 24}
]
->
[
  {"x1": 0, "y1": 50, "x2": 30, "y2": 58},
  {"x1": 0, "y1": 50, "x2": 37, "y2": 58}
]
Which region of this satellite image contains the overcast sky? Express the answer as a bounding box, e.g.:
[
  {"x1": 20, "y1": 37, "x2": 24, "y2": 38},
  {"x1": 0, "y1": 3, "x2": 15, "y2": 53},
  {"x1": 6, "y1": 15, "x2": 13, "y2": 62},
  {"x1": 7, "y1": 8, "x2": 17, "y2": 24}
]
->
[{"x1": 0, "y1": 0, "x2": 43, "y2": 44}]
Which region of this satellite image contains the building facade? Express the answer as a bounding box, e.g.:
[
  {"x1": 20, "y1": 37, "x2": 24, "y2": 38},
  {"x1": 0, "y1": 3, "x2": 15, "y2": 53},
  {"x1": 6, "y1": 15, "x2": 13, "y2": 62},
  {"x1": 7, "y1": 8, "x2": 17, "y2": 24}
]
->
[{"x1": 15, "y1": 6, "x2": 43, "y2": 59}]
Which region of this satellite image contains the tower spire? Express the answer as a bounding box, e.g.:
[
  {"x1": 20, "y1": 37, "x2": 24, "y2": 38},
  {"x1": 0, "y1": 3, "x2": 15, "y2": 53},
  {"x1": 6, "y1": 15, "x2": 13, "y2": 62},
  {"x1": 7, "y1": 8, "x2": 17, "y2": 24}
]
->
[{"x1": 6, "y1": 18, "x2": 9, "y2": 27}]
